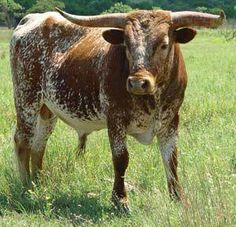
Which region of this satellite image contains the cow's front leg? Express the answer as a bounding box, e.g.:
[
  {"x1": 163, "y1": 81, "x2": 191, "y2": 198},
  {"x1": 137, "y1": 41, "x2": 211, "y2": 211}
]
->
[
  {"x1": 158, "y1": 114, "x2": 182, "y2": 200},
  {"x1": 108, "y1": 120, "x2": 129, "y2": 212}
]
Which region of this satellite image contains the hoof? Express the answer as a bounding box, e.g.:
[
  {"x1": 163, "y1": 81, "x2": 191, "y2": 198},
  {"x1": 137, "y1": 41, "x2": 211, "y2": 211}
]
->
[
  {"x1": 21, "y1": 177, "x2": 33, "y2": 189},
  {"x1": 112, "y1": 193, "x2": 130, "y2": 214},
  {"x1": 169, "y1": 185, "x2": 183, "y2": 201},
  {"x1": 170, "y1": 189, "x2": 190, "y2": 208},
  {"x1": 76, "y1": 147, "x2": 86, "y2": 157},
  {"x1": 119, "y1": 201, "x2": 130, "y2": 214}
]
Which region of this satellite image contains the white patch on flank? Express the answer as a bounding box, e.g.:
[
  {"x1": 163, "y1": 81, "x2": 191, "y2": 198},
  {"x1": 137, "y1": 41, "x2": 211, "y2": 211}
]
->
[
  {"x1": 30, "y1": 114, "x2": 56, "y2": 152},
  {"x1": 45, "y1": 100, "x2": 106, "y2": 133}
]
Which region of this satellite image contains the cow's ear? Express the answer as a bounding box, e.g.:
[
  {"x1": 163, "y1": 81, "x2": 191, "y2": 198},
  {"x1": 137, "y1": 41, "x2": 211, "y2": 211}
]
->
[
  {"x1": 102, "y1": 29, "x2": 124, "y2": 45},
  {"x1": 175, "y1": 28, "x2": 197, "y2": 44}
]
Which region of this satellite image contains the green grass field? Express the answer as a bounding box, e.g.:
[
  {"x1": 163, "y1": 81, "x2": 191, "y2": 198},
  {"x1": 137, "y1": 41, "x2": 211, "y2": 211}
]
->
[{"x1": 0, "y1": 28, "x2": 235, "y2": 226}]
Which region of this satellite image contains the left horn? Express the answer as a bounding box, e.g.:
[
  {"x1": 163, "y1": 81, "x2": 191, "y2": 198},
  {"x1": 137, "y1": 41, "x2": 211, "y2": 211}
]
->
[
  {"x1": 55, "y1": 7, "x2": 126, "y2": 28},
  {"x1": 171, "y1": 11, "x2": 225, "y2": 29}
]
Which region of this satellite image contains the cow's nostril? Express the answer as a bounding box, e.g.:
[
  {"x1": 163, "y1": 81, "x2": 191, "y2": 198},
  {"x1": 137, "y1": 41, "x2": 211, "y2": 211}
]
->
[{"x1": 141, "y1": 80, "x2": 149, "y2": 89}]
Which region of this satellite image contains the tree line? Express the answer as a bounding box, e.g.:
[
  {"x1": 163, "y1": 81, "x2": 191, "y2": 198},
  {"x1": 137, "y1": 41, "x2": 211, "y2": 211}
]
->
[{"x1": 1, "y1": 0, "x2": 236, "y2": 28}]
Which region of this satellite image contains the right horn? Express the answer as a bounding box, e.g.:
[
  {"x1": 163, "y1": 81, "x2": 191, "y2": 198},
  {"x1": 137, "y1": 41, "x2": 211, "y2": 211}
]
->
[{"x1": 171, "y1": 11, "x2": 225, "y2": 29}]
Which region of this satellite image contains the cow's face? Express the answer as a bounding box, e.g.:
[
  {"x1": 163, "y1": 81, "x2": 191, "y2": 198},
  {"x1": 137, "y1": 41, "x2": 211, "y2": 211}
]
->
[{"x1": 103, "y1": 11, "x2": 196, "y2": 95}]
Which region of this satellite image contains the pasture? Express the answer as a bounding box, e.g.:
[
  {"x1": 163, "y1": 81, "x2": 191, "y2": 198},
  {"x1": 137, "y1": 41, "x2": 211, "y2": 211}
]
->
[{"x1": 0, "y1": 27, "x2": 235, "y2": 226}]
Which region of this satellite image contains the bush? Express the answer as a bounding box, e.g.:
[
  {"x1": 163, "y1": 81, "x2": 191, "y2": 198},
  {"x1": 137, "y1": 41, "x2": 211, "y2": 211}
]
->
[
  {"x1": 0, "y1": 12, "x2": 5, "y2": 25},
  {"x1": 103, "y1": 2, "x2": 133, "y2": 14},
  {"x1": 27, "y1": 0, "x2": 65, "y2": 13},
  {"x1": 207, "y1": 7, "x2": 223, "y2": 15},
  {"x1": 127, "y1": 0, "x2": 153, "y2": 9},
  {"x1": 196, "y1": 6, "x2": 208, "y2": 13},
  {"x1": 218, "y1": 21, "x2": 236, "y2": 41}
]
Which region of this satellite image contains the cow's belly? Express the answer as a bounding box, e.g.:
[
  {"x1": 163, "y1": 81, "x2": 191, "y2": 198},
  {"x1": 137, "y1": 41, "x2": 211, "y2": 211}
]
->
[{"x1": 44, "y1": 100, "x2": 107, "y2": 133}]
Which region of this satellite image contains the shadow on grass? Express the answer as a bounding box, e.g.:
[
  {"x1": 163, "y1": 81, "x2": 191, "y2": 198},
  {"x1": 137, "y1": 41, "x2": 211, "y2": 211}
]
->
[
  {"x1": 1, "y1": 169, "x2": 122, "y2": 225},
  {"x1": 51, "y1": 192, "x2": 112, "y2": 225}
]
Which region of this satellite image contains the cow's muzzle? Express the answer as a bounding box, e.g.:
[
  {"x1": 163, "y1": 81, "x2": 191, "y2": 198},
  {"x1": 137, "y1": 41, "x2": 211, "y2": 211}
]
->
[{"x1": 126, "y1": 72, "x2": 156, "y2": 95}]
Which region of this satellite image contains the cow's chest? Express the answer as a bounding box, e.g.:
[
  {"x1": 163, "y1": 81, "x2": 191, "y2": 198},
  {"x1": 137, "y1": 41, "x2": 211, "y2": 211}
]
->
[
  {"x1": 127, "y1": 109, "x2": 161, "y2": 145},
  {"x1": 126, "y1": 99, "x2": 178, "y2": 145}
]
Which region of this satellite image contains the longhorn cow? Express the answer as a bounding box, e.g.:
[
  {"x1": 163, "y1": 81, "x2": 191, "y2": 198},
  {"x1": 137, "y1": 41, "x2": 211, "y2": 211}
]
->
[{"x1": 10, "y1": 8, "x2": 224, "y2": 211}]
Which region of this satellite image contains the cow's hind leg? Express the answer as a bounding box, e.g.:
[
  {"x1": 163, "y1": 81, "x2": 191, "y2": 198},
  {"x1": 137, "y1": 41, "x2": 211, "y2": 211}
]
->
[
  {"x1": 14, "y1": 127, "x2": 32, "y2": 187},
  {"x1": 14, "y1": 111, "x2": 38, "y2": 187},
  {"x1": 76, "y1": 132, "x2": 88, "y2": 155},
  {"x1": 30, "y1": 104, "x2": 57, "y2": 181},
  {"x1": 158, "y1": 114, "x2": 182, "y2": 200},
  {"x1": 14, "y1": 104, "x2": 57, "y2": 186}
]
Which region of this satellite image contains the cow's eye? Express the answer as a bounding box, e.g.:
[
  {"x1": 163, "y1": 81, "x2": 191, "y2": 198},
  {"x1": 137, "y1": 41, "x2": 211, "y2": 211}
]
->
[{"x1": 160, "y1": 43, "x2": 168, "y2": 50}]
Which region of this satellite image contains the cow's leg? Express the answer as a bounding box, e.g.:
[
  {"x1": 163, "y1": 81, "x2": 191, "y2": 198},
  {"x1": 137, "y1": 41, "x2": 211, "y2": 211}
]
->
[
  {"x1": 14, "y1": 109, "x2": 39, "y2": 187},
  {"x1": 30, "y1": 104, "x2": 57, "y2": 181},
  {"x1": 108, "y1": 120, "x2": 129, "y2": 211},
  {"x1": 76, "y1": 131, "x2": 88, "y2": 155},
  {"x1": 158, "y1": 114, "x2": 182, "y2": 200},
  {"x1": 14, "y1": 127, "x2": 32, "y2": 187}
]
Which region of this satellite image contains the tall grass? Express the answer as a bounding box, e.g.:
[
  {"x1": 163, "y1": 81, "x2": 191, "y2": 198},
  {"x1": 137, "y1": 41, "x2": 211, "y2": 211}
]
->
[{"x1": 0, "y1": 27, "x2": 235, "y2": 226}]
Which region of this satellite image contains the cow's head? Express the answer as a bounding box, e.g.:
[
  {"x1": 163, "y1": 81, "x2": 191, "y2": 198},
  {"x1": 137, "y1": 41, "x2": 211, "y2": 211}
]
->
[{"x1": 56, "y1": 8, "x2": 224, "y2": 95}]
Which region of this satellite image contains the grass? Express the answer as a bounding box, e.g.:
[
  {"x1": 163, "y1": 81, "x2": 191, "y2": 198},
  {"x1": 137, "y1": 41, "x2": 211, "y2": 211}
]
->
[{"x1": 0, "y1": 27, "x2": 235, "y2": 226}]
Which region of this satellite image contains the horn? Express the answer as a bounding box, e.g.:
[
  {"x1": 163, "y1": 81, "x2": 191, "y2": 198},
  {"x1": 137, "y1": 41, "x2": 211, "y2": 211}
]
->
[
  {"x1": 55, "y1": 8, "x2": 126, "y2": 28},
  {"x1": 171, "y1": 11, "x2": 225, "y2": 28}
]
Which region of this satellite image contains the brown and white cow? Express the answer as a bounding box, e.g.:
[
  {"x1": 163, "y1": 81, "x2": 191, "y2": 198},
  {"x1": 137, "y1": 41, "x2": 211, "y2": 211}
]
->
[{"x1": 10, "y1": 8, "x2": 224, "y2": 211}]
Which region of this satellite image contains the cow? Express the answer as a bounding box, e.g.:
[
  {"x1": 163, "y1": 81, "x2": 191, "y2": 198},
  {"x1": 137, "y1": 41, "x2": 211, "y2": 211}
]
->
[{"x1": 10, "y1": 8, "x2": 224, "y2": 211}]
